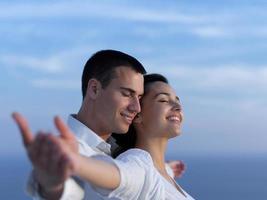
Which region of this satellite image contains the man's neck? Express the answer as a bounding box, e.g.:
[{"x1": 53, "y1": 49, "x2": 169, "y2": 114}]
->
[{"x1": 75, "y1": 112, "x2": 111, "y2": 141}]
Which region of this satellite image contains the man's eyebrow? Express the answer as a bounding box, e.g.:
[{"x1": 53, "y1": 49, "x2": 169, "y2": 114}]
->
[
  {"x1": 154, "y1": 92, "x2": 180, "y2": 102},
  {"x1": 120, "y1": 87, "x2": 136, "y2": 94},
  {"x1": 120, "y1": 87, "x2": 143, "y2": 97}
]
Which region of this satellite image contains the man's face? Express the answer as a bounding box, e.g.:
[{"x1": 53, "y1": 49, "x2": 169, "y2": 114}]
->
[{"x1": 95, "y1": 66, "x2": 144, "y2": 134}]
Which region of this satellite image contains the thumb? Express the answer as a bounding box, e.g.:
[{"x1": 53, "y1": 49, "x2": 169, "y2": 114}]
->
[
  {"x1": 54, "y1": 116, "x2": 76, "y2": 141},
  {"x1": 12, "y1": 112, "x2": 34, "y2": 147}
]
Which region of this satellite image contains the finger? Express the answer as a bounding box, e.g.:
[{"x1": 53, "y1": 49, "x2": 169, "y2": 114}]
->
[
  {"x1": 48, "y1": 135, "x2": 65, "y2": 164},
  {"x1": 41, "y1": 134, "x2": 56, "y2": 170},
  {"x1": 54, "y1": 116, "x2": 75, "y2": 140},
  {"x1": 175, "y1": 160, "x2": 185, "y2": 169},
  {"x1": 46, "y1": 134, "x2": 74, "y2": 175},
  {"x1": 12, "y1": 112, "x2": 34, "y2": 147},
  {"x1": 29, "y1": 132, "x2": 46, "y2": 167},
  {"x1": 59, "y1": 154, "x2": 75, "y2": 180},
  {"x1": 179, "y1": 161, "x2": 186, "y2": 171}
]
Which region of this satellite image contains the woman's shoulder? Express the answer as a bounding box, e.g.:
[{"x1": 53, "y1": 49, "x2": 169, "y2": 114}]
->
[
  {"x1": 116, "y1": 148, "x2": 154, "y2": 166},
  {"x1": 117, "y1": 148, "x2": 152, "y2": 159}
]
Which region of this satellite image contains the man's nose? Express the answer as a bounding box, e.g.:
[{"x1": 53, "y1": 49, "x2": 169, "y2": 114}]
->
[{"x1": 129, "y1": 96, "x2": 141, "y2": 113}]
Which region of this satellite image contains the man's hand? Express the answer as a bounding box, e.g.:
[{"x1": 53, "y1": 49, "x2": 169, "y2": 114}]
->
[
  {"x1": 167, "y1": 160, "x2": 186, "y2": 179},
  {"x1": 12, "y1": 112, "x2": 78, "y2": 199}
]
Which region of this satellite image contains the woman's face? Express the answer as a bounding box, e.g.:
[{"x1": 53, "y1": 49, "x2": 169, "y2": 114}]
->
[{"x1": 137, "y1": 81, "x2": 183, "y2": 138}]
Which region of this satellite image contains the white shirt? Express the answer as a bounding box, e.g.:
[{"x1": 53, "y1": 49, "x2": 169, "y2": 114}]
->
[
  {"x1": 92, "y1": 149, "x2": 195, "y2": 200},
  {"x1": 165, "y1": 162, "x2": 175, "y2": 179},
  {"x1": 27, "y1": 115, "x2": 112, "y2": 200}
]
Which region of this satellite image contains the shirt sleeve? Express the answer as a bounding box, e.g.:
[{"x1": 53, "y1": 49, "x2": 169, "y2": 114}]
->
[
  {"x1": 26, "y1": 170, "x2": 85, "y2": 200},
  {"x1": 91, "y1": 149, "x2": 165, "y2": 199}
]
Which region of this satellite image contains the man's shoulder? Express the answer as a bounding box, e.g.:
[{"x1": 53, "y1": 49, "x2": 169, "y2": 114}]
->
[{"x1": 77, "y1": 139, "x2": 106, "y2": 157}]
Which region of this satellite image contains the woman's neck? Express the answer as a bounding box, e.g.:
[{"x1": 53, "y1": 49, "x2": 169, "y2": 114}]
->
[{"x1": 135, "y1": 133, "x2": 168, "y2": 172}]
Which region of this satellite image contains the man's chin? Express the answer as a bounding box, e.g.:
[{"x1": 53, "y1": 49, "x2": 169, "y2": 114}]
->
[{"x1": 117, "y1": 126, "x2": 130, "y2": 134}]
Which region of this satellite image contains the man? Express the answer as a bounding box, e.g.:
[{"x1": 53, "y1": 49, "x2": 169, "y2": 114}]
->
[
  {"x1": 13, "y1": 49, "x2": 185, "y2": 200},
  {"x1": 14, "y1": 49, "x2": 145, "y2": 199}
]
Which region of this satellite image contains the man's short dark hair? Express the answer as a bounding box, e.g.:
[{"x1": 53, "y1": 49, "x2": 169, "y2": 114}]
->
[{"x1": 82, "y1": 49, "x2": 146, "y2": 98}]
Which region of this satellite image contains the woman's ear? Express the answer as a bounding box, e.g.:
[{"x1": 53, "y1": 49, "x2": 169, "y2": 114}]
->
[
  {"x1": 86, "y1": 79, "x2": 101, "y2": 99},
  {"x1": 133, "y1": 113, "x2": 142, "y2": 124}
]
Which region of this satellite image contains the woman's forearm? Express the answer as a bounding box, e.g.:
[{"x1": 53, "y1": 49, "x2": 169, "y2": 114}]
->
[{"x1": 75, "y1": 155, "x2": 121, "y2": 190}]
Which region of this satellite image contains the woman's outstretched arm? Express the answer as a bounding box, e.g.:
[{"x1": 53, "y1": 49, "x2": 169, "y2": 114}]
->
[{"x1": 74, "y1": 154, "x2": 120, "y2": 189}]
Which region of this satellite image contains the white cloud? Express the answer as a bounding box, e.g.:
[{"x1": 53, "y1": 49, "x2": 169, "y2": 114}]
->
[
  {"x1": 31, "y1": 78, "x2": 79, "y2": 90},
  {"x1": 1, "y1": 1, "x2": 267, "y2": 40},
  {"x1": 191, "y1": 26, "x2": 230, "y2": 38},
  {"x1": 152, "y1": 64, "x2": 267, "y2": 91},
  {"x1": 0, "y1": 2, "x2": 205, "y2": 23},
  {"x1": 0, "y1": 54, "x2": 64, "y2": 73},
  {"x1": 0, "y1": 46, "x2": 96, "y2": 74}
]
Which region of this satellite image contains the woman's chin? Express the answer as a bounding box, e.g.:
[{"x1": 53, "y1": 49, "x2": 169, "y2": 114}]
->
[{"x1": 168, "y1": 130, "x2": 182, "y2": 139}]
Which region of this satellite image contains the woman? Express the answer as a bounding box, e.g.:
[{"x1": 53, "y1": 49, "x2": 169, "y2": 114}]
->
[{"x1": 41, "y1": 74, "x2": 194, "y2": 199}]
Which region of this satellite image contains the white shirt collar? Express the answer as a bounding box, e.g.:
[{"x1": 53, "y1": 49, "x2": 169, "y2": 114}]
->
[{"x1": 67, "y1": 114, "x2": 111, "y2": 155}]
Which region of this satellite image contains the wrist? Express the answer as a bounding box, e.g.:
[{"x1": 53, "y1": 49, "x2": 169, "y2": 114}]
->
[
  {"x1": 32, "y1": 168, "x2": 64, "y2": 199},
  {"x1": 38, "y1": 183, "x2": 64, "y2": 200}
]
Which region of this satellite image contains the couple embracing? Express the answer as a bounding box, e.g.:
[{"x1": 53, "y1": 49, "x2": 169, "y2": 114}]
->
[{"x1": 13, "y1": 50, "x2": 194, "y2": 200}]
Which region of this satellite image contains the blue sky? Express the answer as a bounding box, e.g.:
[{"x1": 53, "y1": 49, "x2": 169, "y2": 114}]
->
[{"x1": 1, "y1": 0, "x2": 267, "y2": 157}]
